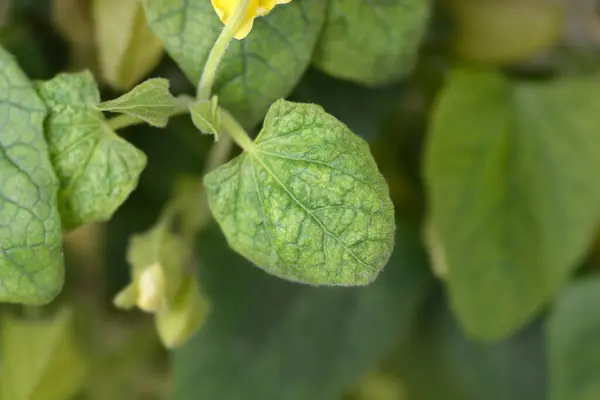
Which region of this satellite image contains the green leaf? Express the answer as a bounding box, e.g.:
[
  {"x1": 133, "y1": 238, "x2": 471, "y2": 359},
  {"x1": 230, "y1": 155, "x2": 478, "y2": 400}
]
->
[
  {"x1": 548, "y1": 277, "x2": 600, "y2": 400},
  {"x1": 173, "y1": 222, "x2": 433, "y2": 400},
  {"x1": 97, "y1": 78, "x2": 176, "y2": 128},
  {"x1": 0, "y1": 46, "x2": 64, "y2": 304},
  {"x1": 424, "y1": 69, "x2": 600, "y2": 340},
  {"x1": 92, "y1": 0, "x2": 164, "y2": 90},
  {"x1": 36, "y1": 71, "x2": 147, "y2": 230},
  {"x1": 1, "y1": 308, "x2": 87, "y2": 400},
  {"x1": 313, "y1": 0, "x2": 430, "y2": 86},
  {"x1": 189, "y1": 96, "x2": 222, "y2": 140},
  {"x1": 143, "y1": 0, "x2": 326, "y2": 127},
  {"x1": 204, "y1": 100, "x2": 395, "y2": 286}
]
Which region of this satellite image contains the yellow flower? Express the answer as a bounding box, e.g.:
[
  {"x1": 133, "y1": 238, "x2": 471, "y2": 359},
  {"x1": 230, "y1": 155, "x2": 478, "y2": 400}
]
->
[{"x1": 211, "y1": 0, "x2": 292, "y2": 40}]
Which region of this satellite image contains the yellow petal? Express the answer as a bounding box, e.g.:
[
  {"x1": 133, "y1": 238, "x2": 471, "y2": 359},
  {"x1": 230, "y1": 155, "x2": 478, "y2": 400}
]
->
[
  {"x1": 257, "y1": 0, "x2": 292, "y2": 16},
  {"x1": 211, "y1": 0, "x2": 260, "y2": 40}
]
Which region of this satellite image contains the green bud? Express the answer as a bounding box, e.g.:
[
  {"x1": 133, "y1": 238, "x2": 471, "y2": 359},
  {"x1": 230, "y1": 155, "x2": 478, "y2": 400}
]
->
[{"x1": 155, "y1": 275, "x2": 210, "y2": 348}]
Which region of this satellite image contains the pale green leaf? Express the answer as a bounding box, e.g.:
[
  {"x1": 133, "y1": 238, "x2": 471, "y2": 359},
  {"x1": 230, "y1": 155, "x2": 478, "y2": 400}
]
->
[
  {"x1": 204, "y1": 100, "x2": 395, "y2": 285},
  {"x1": 1, "y1": 308, "x2": 87, "y2": 400},
  {"x1": 97, "y1": 78, "x2": 176, "y2": 128},
  {"x1": 93, "y1": 0, "x2": 164, "y2": 90},
  {"x1": 0, "y1": 46, "x2": 64, "y2": 304},
  {"x1": 189, "y1": 96, "x2": 222, "y2": 140},
  {"x1": 143, "y1": 0, "x2": 326, "y2": 127},
  {"x1": 313, "y1": 0, "x2": 430, "y2": 86},
  {"x1": 548, "y1": 277, "x2": 600, "y2": 400},
  {"x1": 36, "y1": 71, "x2": 147, "y2": 230},
  {"x1": 424, "y1": 69, "x2": 600, "y2": 340}
]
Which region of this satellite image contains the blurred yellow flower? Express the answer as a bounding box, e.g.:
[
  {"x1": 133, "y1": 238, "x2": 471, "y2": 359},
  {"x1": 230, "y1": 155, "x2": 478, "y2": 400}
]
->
[{"x1": 211, "y1": 0, "x2": 292, "y2": 39}]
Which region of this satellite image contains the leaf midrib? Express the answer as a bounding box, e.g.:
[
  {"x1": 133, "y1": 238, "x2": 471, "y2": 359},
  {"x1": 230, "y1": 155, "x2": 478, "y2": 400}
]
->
[{"x1": 247, "y1": 150, "x2": 373, "y2": 278}]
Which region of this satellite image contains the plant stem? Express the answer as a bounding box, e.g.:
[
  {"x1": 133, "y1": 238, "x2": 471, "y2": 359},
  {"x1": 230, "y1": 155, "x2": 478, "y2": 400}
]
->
[
  {"x1": 196, "y1": 0, "x2": 249, "y2": 100},
  {"x1": 220, "y1": 108, "x2": 255, "y2": 152},
  {"x1": 107, "y1": 95, "x2": 195, "y2": 131},
  {"x1": 107, "y1": 114, "x2": 143, "y2": 131},
  {"x1": 204, "y1": 135, "x2": 234, "y2": 174}
]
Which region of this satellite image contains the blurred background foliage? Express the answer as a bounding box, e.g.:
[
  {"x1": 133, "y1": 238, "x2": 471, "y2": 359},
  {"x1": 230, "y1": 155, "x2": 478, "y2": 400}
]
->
[{"x1": 2, "y1": 0, "x2": 600, "y2": 399}]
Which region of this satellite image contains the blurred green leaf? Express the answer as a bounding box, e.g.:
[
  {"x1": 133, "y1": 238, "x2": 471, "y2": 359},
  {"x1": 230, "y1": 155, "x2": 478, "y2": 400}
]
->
[
  {"x1": 452, "y1": 0, "x2": 563, "y2": 65},
  {"x1": 155, "y1": 274, "x2": 210, "y2": 349},
  {"x1": 115, "y1": 225, "x2": 188, "y2": 312},
  {"x1": 0, "y1": 46, "x2": 63, "y2": 304},
  {"x1": 204, "y1": 100, "x2": 395, "y2": 285},
  {"x1": 1, "y1": 308, "x2": 87, "y2": 400},
  {"x1": 391, "y1": 296, "x2": 546, "y2": 400},
  {"x1": 424, "y1": 69, "x2": 600, "y2": 340},
  {"x1": 92, "y1": 0, "x2": 164, "y2": 90},
  {"x1": 313, "y1": 0, "x2": 430, "y2": 86},
  {"x1": 143, "y1": 0, "x2": 326, "y2": 127},
  {"x1": 548, "y1": 276, "x2": 600, "y2": 400},
  {"x1": 36, "y1": 71, "x2": 147, "y2": 230},
  {"x1": 289, "y1": 68, "x2": 402, "y2": 140},
  {"x1": 97, "y1": 78, "x2": 177, "y2": 128},
  {"x1": 172, "y1": 220, "x2": 433, "y2": 400}
]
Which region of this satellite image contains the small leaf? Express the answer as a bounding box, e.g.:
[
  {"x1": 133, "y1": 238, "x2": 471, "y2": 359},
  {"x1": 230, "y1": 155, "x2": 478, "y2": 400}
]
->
[
  {"x1": 97, "y1": 78, "x2": 177, "y2": 128},
  {"x1": 204, "y1": 100, "x2": 395, "y2": 285},
  {"x1": 1, "y1": 308, "x2": 87, "y2": 400},
  {"x1": 115, "y1": 226, "x2": 188, "y2": 312},
  {"x1": 189, "y1": 96, "x2": 222, "y2": 140},
  {"x1": 173, "y1": 223, "x2": 432, "y2": 400},
  {"x1": 155, "y1": 274, "x2": 210, "y2": 349},
  {"x1": 424, "y1": 69, "x2": 600, "y2": 340},
  {"x1": 36, "y1": 71, "x2": 147, "y2": 230},
  {"x1": 0, "y1": 46, "x2": 64, "y2": 304},
  {"x1": 143, "y1": 0, "x2": 326, "y2": 127},
  {"x1": 548, "y1": 277, "x2": 600, "y2": 400},
  {"x1": 313, "y1": 0, "x2": 430, "y2": 86},
  {"x1": 92, "y1": 0, "x2": 164, "y2": 90}
]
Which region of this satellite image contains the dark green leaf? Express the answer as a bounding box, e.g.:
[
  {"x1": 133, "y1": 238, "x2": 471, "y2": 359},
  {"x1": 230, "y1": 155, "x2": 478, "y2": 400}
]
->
[
  {"x1": 0, "y1": 46, "x2": 64, "y2": 304},
  {"x1": 204, "y1": 100, "x2": 395, "y2": 285},
  {"x1": 143, "y1": 0, "x2": 326, "y2": 127},
  {"x1": 313, "y1": 0, "x2": 430, "y2": 86},
  {"x1": 548, "y1": 276, "x2": 600, "y2": 400},
  {"x1": 36, "y1": 71, "x2": 147, "y2": 230},
  {"x1": 392, "y1": 296, "x2": 547, "y2": 400},
  {"x1": 172, "y1": 221, "x2": 433, "y2": 400},
  {"x1": 424, "y1": 69, "x2": 600, "y2": 340}
]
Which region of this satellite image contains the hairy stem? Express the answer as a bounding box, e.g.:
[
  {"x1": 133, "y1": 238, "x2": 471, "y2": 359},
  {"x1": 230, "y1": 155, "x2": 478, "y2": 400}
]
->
[
  {"x1": 219, "y1": 108, "x2": 255, "y2": 152},
  {"x1": 196, "y1": 0, "x2": 250, "y2": 100}
]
